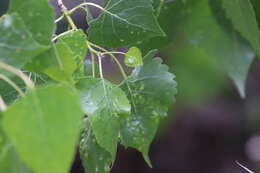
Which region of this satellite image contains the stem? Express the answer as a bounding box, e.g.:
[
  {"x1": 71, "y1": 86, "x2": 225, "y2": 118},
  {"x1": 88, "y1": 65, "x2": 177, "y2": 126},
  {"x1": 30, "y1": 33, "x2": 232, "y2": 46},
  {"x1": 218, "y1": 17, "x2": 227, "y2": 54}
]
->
[
  {"x1": 55, "y1": 14, "x2": 64, "y2": 23},
  {"x1": 87, "y1": 42, "x2": 100, "y2": 55},
  {"x1": 57, "y1": 0, "x2": 77, "y2": 30},
  {"x1": 0, "y1": 96, "x2": 7, "y2": 112},
  {"x1": 52, "y1": 29, "x2": 75, "y2": 41},
  {"x1": 69, "y1": 2, "x2": 106, "y2": 16},
  {"x1": 236, "y1": 161, "x2": 254, "y2": 173},
  {"x1": 55, "y1": 2, "x2": 112, "y2": 24},
  {"x1": 88, "y1": 42, "x2": 128, "y2": 80},
  {"x1": 0, "y1": 61, "x2": 34, "y2": 89},
  {"x1": 0, "y1": 74, "x2": 25, "y2": 97},
  {"x1": 156, "y1": 0, "x2": 164, "y2": 17},
  {"x1": 109, "y1": 53, "x2": 128, "y2": 80},
  {"x1": 101, "y1": 51, "x2": 127, "y2": 56},
  {"x1": 97, "y1": 54, "x2": 104, "y2": 79},
  {"x1": 90, "y1": 52, "x2": 96, "y2": 78},
  {"x1": 101, "y1": 51, "x2": 134, "y2": 59}
]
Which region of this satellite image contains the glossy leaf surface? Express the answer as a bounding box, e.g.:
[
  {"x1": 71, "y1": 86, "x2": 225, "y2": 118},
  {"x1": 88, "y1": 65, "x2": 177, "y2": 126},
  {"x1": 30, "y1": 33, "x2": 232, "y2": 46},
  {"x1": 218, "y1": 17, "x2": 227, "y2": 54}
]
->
[
  {"x1": 222, "y1": 0, "x2": 260, "y2": 56},
  {"x1": 80, "y1": 118, "x2": 112, "y2": 173},
  {"x1": 125, "y1": 47, "x2": 143, "y2": 67},
  {"x1": 120, "y1": 55, "x2": 177, "y2": 166},
  {"x1": 88, "y1": 0, "x2": 165, "y2": 48},
  {"x1": 58, "y1": 30, "x2": 88, "y2": 76},
  {"x1": 76, "y1": 78, "x2": 131, "y2": 159}
]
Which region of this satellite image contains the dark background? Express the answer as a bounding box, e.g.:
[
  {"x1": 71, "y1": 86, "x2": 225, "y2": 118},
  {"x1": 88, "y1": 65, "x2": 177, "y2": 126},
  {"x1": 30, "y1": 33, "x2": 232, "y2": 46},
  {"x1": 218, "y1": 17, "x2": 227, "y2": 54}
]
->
[{"x1": 1, "y1": 0, "x2": 260, "y2": 173}]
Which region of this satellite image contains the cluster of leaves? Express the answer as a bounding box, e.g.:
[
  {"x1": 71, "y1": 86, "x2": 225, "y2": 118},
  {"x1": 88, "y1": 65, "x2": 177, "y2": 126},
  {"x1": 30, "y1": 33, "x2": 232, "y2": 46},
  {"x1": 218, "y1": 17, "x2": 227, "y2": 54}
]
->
[
  {"x1": 1, "y1": 0, "x2": 260, "y2": 172},
  {"x1": 0, "y1": 0, "x2": 177, "y2": 173}
]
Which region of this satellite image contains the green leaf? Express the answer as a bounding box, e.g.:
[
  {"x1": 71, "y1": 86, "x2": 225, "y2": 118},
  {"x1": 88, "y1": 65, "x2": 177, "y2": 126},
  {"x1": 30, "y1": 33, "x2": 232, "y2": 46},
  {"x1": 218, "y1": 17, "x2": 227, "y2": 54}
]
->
[
  {"x1": 45, "y1": 42, "x2": 77, "y2": 85},
  {"x1": 76, "y1": 78, "x2": 131, "y2": 159},
  {"x1": 58, "y1": 30, "x2": 88, "y2": 77},
  {"x1": 3, "y1": 85, "x2": 83, "y2": 173},
  {"x1": 222, "y1": 0, "x2": 260, "y2": 57},
  {"x1": 167, "y1": 45, "x2": 226, "y2": 102},
  {"x1": 25, "y1": 45, "x2": 58, "y2": 73},
  {"x1": 26, "y1": 30, "x2": 88, "y2": 79},
  {"x1": 251, "y1": 0, "x2": 260, "y2": 29},
  {"x1": 84, "y1": 5, "x2": 94, "y2": 24},
  {"x1": 166, "y1": 0, "x2": 255, "y2": 98},
  {"x1": 125, "y1": 47, "x2": 143, "y2": 67},
  {"x1": 120, "y1": 55, "x2": 177, "y2": 166},
  {"x1": 58, "y1": 30, "x2": 87, "y2": 60},
  {"x1": 88, "y1": 0, "x2": 165, "y2": 48},
  {"x1": 143, "y1": 49, "x2": 158, "y2": 59},
  {"x1": 0, "y1": 115, "x2": 33, "y2": 173},
  {"x1": 139, "y1": 1, "x2": 179, "y2": 53},
  {"x1": 8, "y1": 0, "x2": 56, "y2": 45},
  {"x1": 80, "y1": 118, "x2": 112, "y2": 173},
  {"x1": 0, "y1": 13, "x2": 47, "y2": 68},
  {"x1": 0, "y1": 135, "x2": 33, "y2": 173}
]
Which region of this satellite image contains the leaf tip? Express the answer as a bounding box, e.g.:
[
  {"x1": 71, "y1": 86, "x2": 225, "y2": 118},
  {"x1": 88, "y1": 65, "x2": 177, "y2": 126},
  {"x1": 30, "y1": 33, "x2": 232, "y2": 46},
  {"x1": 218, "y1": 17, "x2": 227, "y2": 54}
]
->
[{"x1": 142, "y1": 152, "x2": 153, "y2": 168}]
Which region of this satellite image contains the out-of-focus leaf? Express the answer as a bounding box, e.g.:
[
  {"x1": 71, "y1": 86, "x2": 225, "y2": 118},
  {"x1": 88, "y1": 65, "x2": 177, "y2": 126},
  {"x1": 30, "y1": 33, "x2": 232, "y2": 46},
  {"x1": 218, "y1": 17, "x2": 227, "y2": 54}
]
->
[
  {"x1": 85, "y1": 59, "x2": 99, "y2": 77},
  {"x1": 164, "y1": 0, "x2": 254, "y2": 98},
  {"x1": 3, "y1": 85, "x2": 83, "y2": 173},
  {"x1": 0, "y1": 13, "x2": 47, "y2": 68},
  {"x1": 222, "y1": 0, "x2": 260, "y2": 57},
  {"x1": 25, "y1": 45, "x2": 58, "y2": 73},
  {"x1": 8, "y1": 0, "x2": 55, "y2": 45},
  {"x1": 45, "y1": 42, "x2": 77, "y2": 85},
  {"x1": 0, "y1": 114, "x2": 33, "y2": 173},
  {"x1": 26, "y1": 30, "x2": 87, "y2": 80}
]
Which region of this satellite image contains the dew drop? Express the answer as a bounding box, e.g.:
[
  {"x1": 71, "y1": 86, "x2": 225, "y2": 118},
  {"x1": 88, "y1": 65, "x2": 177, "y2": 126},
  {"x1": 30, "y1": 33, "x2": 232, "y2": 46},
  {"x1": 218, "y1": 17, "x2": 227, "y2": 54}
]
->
[
  {"x1": 3, "y1": 15, "x2": 12, "y2": 28},
  {"x1": 105, "y1": 165, "x2": 110, "y2": 171},
  {"x1": 127, "y1": 57, "x2": 135, "y2": 63},
  {"x1": 152, "y1": 110, "x2": 159, "y2": 117}
]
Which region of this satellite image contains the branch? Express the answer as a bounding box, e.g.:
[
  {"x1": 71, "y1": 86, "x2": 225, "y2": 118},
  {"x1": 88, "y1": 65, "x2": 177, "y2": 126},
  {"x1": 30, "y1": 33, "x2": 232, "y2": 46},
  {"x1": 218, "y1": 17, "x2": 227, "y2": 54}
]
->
[{"x1": 57, "y1": 0, "x2": 77, "y2": 30}]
